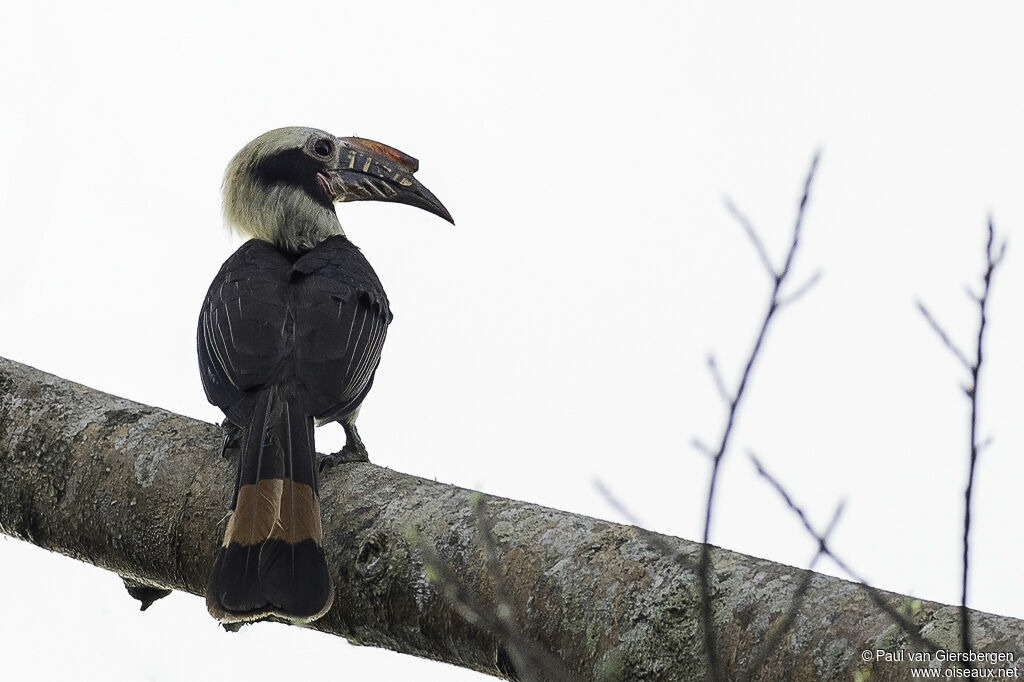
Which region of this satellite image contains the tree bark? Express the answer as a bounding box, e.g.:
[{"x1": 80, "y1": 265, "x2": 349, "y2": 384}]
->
[{"x1": 0, "y1": 356, "x2": 1021, "y2": 680}]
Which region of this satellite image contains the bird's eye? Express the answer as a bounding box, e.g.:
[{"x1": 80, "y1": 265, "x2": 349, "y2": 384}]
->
[{"x1": 313, "y1": 138, "x2": 333, "y2": 157}]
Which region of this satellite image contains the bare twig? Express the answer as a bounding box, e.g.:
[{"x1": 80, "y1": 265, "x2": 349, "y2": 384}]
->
[
  {"x1": 960, "y1": 219, "x2": 1006, "y2": 654},
  {"x1": 593, "y1": 478, "x2": 647, "y2": 528},
  {"x1": 593, "y1": 478, "x2": 696, "y2": 571},
  {"x1": 776, "y1": 269, "x2": 823, "y2": 308},
  {"x1": 470, "y1": 494, "x2": 556, "y2": 682},
  {"x1": 742, "y1": 500, "x2": 844, "y2": 680},
  {"x1": 707, "y1": 354, "x2": 733, "y2": 405},
  {"x1": 698, "y1": 152, "x2": 821, "y2": 680},
  {"x1": 724, "y1": 197, "x2": 775, "y2": 279},
  {"x1": 691, "y1": 438, "x2": 715, "y2": 459},
  {"x1": 748, "y1": 453, "x2": 836, "y2": 556},
  {"x1": 749, "y1": 453, "x2": 941, "y2": 654},
  {"x1": 916, "y1": 302, "x2": 973, "y2": 372},
  {"x1": 413, "y1": 519, "x2": 579, "y2": 682},
  {"x1": 920, "y1": 218, "x2": 1007, "y2": 655}
]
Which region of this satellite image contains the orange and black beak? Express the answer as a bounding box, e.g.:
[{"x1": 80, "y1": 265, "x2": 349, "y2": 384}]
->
[{"x1": 317, "y1": 136, "x2": 454, "y2": 224}]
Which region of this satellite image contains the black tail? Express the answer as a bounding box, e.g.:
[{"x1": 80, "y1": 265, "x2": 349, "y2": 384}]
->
[{"x1": 207, "y1": 387, "x2": 333, "y2": 623}]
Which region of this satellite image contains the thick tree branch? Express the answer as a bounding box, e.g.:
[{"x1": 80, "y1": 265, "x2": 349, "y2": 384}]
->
[{"x1": 1, "y1": 356, "x2": 1022, "y2": 680}]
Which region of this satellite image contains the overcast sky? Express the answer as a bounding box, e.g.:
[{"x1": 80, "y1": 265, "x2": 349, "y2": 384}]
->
[{"x1": 2, "y1": 2, "x2": 1023, "y2": 680}]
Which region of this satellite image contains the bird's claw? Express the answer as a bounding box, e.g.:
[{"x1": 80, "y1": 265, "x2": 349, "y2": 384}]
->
[
  {"x1": 319, "y1": 444, "x2": 370, "y2": 472},
  {"x1": 220, "y1": 419, "x2": 243, "y2": 460}
]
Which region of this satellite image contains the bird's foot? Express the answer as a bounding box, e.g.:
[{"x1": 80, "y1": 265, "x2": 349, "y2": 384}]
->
[
  {"x1": 220, "y1": 419, "x2": 243, "y2": 460},
  {"x1": 319, "y1": 443, "x2": 370, "y2": 472}
]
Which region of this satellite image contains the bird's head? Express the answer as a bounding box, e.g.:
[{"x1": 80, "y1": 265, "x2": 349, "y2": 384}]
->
[{"x1": 223, "y1": 126, "x2": 453, "y2": 252}]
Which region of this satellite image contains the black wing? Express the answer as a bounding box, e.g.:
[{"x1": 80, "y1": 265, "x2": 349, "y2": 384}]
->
[
  {"x1": 198, "y1": 240, "x2": 292, "y2": 423},
  {"x1": 197, "y1": 236, "x2": 392, "y2": 424},
  {"x1": 291, "y1": 235, "x2": 392, "y2": 421}
]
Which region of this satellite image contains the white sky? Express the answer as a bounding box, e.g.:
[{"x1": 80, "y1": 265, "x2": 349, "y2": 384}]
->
[{"x1": 2, "y1": 2, "x2": 1023, "y2": 680}]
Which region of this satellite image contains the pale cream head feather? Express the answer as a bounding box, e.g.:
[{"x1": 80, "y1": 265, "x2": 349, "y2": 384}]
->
[{"x1": 222, "y1": 127, "x2": 344, "y2": 252}]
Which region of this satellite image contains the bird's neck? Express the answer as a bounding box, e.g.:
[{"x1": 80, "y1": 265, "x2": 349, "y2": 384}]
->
[
  {"x1": 274, "y1": 210, "x2": 345, "y2": 253},
  {"x1": 270, "y1": 187, "x2": 345, "y2": 252},
  {"x1": 229, "y1": 184, "x2": 345, "y2": 252}
]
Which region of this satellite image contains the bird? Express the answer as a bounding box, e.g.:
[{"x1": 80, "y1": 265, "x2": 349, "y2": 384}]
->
[{"x1": 197, "y1": 126, "x2": 452, "y2": 625}]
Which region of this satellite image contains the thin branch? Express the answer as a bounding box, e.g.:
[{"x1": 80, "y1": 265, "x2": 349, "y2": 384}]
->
[
  {"x1": 748, "y1": 454, "x2": 826, "y2": 551},
  {"x1": 593, "y1": 478, "x2": 695, "y2": 571},
  {"x1": 749, "y1": 453, "x2": 941, "y2": 654},
  {"x1": 414, "y1": 522, "x2": 579, "y2": 682},
  {"x1": 918, "y1": 218, "x2": 1007, "y2": 656},
  {"x1": 776, "y1": 270, "x2": 823, "y2": 308},
  {"x1": 473, "y1": 495, "x2": 514, "y2": 617},
  {"x1": 724, "y1": 197, "x2": 776, "y2": 278},
  {"x1": 742, "y1": 501, "x2": 844, "y2": 680},
  {"x1": 470, "y1": 494, "x2": 571, "y2": 682},
  {"x1": 777, "y1": 154, "x2": 820, "y2": 282},
  {"x1": 691, "y1": 438, "x2": 715, "y2": 459},
  {"x1": 963, "y1": 284, "x2": 982, "y2": 305},
  {"x1": 916, "y1": 302, "x2": 973, "y2": 372},
  {"x1": 698, "y1": 151, "x2": 821, "y2": 681},
  {"x1": 958, "y1": 217, "x2": 1006, "y2": 654},
  {"x1": 593, "y1": 478, "x2": 647, "y2": 528},
  {"x1": 707, "y1": 354, "x2": 733, "y2": 405}
]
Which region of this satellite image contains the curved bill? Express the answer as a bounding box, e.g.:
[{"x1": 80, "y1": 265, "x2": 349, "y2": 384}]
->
[{"x1": 318, "y1": 136, "x2": 454, "y2": 224}]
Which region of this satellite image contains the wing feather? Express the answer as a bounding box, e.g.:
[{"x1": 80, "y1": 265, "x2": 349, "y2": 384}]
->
[{"x1": 198, "y1": 235, "x2": 392, "y2": 424}]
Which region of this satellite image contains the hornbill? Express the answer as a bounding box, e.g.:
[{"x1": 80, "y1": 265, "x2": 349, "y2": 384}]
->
[{"x1": 198, "y1": 127, "x2": 452, "y2": 624}]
